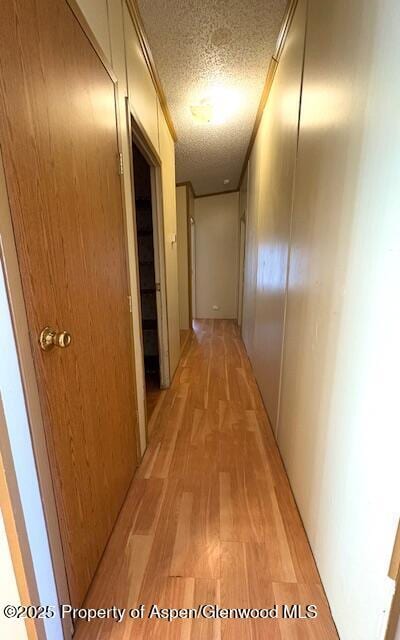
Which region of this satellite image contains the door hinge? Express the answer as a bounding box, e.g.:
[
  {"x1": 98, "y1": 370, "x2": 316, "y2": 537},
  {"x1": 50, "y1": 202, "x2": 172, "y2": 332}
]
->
[
  {"x1": 128, "y1": 295, "x2": 132, "y2": 313},
  {"x1": 118, "y1": 152, "x2": 124, "y2": 176}
]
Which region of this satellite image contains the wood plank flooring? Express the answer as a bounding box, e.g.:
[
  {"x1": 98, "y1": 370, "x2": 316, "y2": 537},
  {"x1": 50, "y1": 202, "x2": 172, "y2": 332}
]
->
[
  {"x1": 146, "y1": 373, "x2": 163, "y2": 424},
  {"x1": 146, "y1": 331, "x2": 191, "y2": 424},
  {"x1": 75, "y1": 320, "x2": 338, "y2": 639},
  {"x1": 180, "y1": 329, "x2": 190, "y2": 351}
]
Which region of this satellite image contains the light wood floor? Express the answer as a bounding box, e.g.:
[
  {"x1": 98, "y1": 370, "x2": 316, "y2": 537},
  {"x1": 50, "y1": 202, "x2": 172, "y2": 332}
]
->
[
  {"x1": 180, "y1": 328, "x2": 190, "y2": 351},
  {"x1": 146, "y1": 330, "x2": 191, "y2": 424},
  {"x1": 76, "y1": 320, "x2": 338, "y2": 639},
  {"x1": 146, "y1": 373, "x2": 163, "y2": 425}
]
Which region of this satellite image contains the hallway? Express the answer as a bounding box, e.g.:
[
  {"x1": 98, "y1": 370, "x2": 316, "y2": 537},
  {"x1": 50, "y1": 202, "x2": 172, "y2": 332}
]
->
[
  {"x1": 0, "y1": 0, "x2": 399, "y2": 638},
  {"x1": 76, "y1": 320, "x2": 338, "y2": 639}
]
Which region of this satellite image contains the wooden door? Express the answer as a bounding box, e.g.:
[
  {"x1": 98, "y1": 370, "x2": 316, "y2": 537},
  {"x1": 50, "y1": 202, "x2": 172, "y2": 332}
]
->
[{"x1": 0, "y1": 0, "x2": 138, "y2": 606}]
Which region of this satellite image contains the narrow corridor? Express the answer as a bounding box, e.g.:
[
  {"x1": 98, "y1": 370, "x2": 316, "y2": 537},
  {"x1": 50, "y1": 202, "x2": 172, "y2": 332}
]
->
[{"x1": 76, "y1": 320, "x2": 338, "y2": 639}]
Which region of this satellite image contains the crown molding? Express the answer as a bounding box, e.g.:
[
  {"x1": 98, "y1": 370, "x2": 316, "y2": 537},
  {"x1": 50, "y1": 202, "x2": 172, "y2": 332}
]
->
[
  {"x1": 274, "y1": 0, "x2": 299, "y2": 61},
  {"x1": 237, "y1": 56, "x2": 278, "y2": 189},
  {"x1": 176, "y1": 181, "x2": 196, "y2": 199},
  {"x1": 176, "y1": 182, "x2": 239, "y2": 200},
  {"x1": 195, "y1": 189, "x2": 238, "y2": 200},
  {"x1": 237, "y1": 0, "x2": 299, "y2": 190}
]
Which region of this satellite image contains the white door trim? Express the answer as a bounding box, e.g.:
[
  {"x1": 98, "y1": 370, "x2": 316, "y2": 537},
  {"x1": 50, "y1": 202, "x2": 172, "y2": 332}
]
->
[{"x1": 126, "y1": 100, "x2": 171, "y2": 390}]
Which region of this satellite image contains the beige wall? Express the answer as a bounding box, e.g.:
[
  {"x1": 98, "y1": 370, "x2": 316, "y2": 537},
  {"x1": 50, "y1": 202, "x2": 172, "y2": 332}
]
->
[
  {"x1": 123, "y1": 2, "x2": 159, "y2": 152},
  {"x1": 75, "y1": 0, "x2": 181, "y2": 446},
  {"x1": 76, "y1": 0, "x2": 111, "y2": 61},
  {"x1": 278, "y1": 0, "x2": 400, "y2": 637},
  {"x1": 241, "y1": 148, "x2": 259, "y2": 360},
  {"x1": 237, "y1": 168, "x2": 247, "y2": 327},
  {"x1": 176, "y1": 185, "x2": 190, "y2": 330},
  {"x1": 242, "y1": 0, "x2": 400, "y2": 638},
  {"x1": 188, "y1": 187, "x2": 196, "y2": 319},
  {"x1": 158, "y1": 105, "x2": 181, "y2": 376},
  {"x1": 243, "y1": 0, "x2": 306, "y2": 429},
  {"x1": 194, "y1": 192, "x2": 239, "y2": 319}
]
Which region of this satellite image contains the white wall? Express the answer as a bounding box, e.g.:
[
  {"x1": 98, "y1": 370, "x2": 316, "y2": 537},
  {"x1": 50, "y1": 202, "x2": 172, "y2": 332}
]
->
[
  {"x1": 176, "y1": 185, "x2": 190, "y2": 330},
  {"x1": 242, "y1": 0, "x2": 400, "y2": 638},
  {"x1": 194, "y1": 192, "x2": 239, "y2": 319}
]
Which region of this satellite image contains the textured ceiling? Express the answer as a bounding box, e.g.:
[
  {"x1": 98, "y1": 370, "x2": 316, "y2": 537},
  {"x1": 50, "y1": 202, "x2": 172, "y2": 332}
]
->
[{"x1": 137, "y1": 0, "x2": 287, "y2": 196}]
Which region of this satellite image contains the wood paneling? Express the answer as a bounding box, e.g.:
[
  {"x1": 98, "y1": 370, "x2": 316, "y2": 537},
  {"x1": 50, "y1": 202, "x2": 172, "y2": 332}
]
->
[
  {"x1": 75, "y1": 320, "x2": 338, "y2": 639},
  {"x1": 0, "y1": 0, "x2": 138, "y2": 606}
]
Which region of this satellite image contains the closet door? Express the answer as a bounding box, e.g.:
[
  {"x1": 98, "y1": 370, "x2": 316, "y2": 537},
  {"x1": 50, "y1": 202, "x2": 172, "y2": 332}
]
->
[{"x1": 0, "y1": 0, "x2": 138, "y2": 605}]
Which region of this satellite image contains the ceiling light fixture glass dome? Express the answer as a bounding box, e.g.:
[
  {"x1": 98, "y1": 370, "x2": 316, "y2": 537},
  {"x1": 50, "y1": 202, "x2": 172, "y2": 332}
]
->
[{"x1": 190, "y1": 86, "x2": 241, "y2": 125}]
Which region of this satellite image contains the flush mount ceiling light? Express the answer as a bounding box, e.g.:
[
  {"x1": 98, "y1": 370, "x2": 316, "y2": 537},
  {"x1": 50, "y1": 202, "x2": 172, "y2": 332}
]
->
[
  {"x1": 190, "y1": 98, "x2": 214, "y2": 124},
  {"x1": 190, "y1": 86, "x2": 242, "y2": 125}
]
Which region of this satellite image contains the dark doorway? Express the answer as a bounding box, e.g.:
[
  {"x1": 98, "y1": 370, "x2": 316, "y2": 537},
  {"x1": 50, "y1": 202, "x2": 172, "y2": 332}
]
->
[{"x1": 132, "y1": 143, "x2": 161, "y2": 422}]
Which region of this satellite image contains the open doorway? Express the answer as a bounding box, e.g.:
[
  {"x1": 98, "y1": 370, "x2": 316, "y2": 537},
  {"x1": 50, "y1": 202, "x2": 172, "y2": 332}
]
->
[{"x1": 131, "y1": 142, "x2": 163, "y2": 423}]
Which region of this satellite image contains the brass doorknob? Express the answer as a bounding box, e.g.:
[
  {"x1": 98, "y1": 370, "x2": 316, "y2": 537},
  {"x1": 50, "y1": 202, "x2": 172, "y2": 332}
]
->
[{"x1": 39, "y1": 327, "x2": 72, "y2": 351}]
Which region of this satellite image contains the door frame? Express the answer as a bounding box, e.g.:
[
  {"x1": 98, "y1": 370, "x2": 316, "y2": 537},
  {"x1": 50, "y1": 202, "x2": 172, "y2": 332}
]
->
[
  {"x1": 190, "y1": 216, "x2": 196, "y2": 321},
  {"x1": 237, "y1": 213, "x2": 246, "y2": 327},
  {"x1": 126, "y1": 100, "x2": 170, "y2": 396},
  {"x1": 385, "y1": 522, "x2": 400, "y2": 640},
  {"x1": 385, "y1": 580, "x2": 400, "y2": 640},
  {"x1": 185, "y1": 184, "x2": 194, "y2": 328}
]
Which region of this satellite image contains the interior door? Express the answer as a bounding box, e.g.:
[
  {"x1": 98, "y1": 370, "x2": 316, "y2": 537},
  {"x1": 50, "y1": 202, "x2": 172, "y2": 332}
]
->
[{"x1": 0, "y1": 0, "x2": 138, "y2": 606}]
